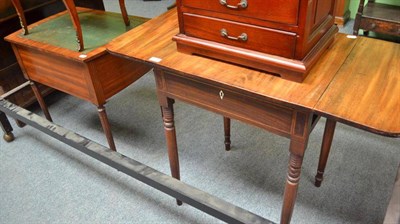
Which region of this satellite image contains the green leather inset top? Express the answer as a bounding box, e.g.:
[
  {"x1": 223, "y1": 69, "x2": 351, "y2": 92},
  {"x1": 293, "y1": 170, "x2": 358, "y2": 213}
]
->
[{"x1": 19, "y1": 10, "x2": 149, "y2": 53}]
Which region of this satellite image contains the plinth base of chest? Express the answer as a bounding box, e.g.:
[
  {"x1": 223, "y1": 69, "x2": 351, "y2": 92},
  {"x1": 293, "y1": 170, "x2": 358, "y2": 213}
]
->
[{"x1": 173, "y1": 25, "x2": 338, "y2": 83}]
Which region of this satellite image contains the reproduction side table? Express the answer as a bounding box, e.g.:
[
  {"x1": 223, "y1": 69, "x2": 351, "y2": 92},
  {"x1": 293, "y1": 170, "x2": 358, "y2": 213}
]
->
[
  {"x1": 107, "y1": 9, "x2": 357, "y2": 223},
  {"x1": 108, "y1": 8, "x2": 399, "y2": 223},
  {"x1": 5, "y1": 5, "x2": 151, "y2": 151}
]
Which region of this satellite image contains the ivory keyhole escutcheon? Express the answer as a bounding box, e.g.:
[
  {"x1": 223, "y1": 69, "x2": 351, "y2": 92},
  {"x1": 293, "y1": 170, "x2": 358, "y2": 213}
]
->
[{"x1": 219, "y1": 90, "x2": 224, "y2": 100}]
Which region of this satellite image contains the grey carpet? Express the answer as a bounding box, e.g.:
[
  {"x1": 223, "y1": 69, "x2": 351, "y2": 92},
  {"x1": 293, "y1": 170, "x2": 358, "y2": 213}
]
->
[{"x1": 1, "y1": 1, "x2": 399, "y2": 223}]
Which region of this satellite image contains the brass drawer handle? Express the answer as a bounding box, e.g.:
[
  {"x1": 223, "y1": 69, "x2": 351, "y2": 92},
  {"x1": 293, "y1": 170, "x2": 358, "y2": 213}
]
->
[
  {"x1": 220, "y1": 29, "x2": 248, "y2": 42},
  {"x1": 219, "y1": 0, "x2": 247, "y2": 9}
]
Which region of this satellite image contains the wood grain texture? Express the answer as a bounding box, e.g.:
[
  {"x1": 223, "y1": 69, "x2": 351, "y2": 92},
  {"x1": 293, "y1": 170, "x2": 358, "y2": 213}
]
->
[
  {"x1": 315, "y1": 37, "x2": 400, "y2": 137},
  {"x1": 89, "y1": 53, "x2": 151, "y2": 104},
  {"x1": 107, "y1": 9, "x2": 356, "y2": 110},
  {"x1": 12, "y1": 44, "x2": 91, "y2": 101},
  {"x1": 159, "y1": 70, "x2": 294, "y2": 138}
]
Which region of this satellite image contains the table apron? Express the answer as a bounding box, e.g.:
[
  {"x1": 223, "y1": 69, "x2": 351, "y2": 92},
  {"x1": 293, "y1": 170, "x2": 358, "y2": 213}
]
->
[{"x1": 155, "y1": 70, "x2": 315, "y2": 139}]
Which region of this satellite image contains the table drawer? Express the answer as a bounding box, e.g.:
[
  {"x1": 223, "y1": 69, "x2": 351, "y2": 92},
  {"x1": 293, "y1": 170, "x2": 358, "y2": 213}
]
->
[
  {"x1": 181, "y1": 0, "x2": 299, "y2": 25},
  {"x1": 162, "y1": 73, "x2": 293, "y2": 136},
  {"x1": 183, "y1": 13, "x2": 296, "y2": 58}
]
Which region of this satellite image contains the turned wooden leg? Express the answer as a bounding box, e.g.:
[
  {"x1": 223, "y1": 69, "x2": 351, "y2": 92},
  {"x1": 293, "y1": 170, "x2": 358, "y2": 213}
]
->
[
  {"x1": 224, "y1": 116, "x2": 231, "y2": 151},
  {"x1": 315, "y1": 119, "x2": 337, "y2": 187},
  {"x1": 97, "y1": 105, "x2": 116, "y2": 151},
  {"x1": 30, "y1": 81, "x2": 52, "y2": 122},
  {"x1": 0, "y1": 111, "x2": 14, "y2": 142},
  {"x1": 281, "y1": 140, "x2": 307, "y2": 224},
  {"x1": 161, "y1": 100, "x2": 182, "y2": 205}
]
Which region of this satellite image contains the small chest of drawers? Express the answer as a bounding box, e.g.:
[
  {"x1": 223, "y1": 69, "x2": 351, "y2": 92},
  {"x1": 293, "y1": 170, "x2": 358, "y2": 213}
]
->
[{"x1": 173, "y1": 0, "x2": 338, "y2": 82}]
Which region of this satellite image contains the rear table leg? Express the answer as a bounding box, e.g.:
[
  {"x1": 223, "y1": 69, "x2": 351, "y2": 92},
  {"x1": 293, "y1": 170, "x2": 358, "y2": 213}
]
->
[
  {"x1": 224, "y1": 117, "x2": 231, "y2": 151},
  {"x1": 315, "y1": 119, "x2": 337, "y2": 187}
]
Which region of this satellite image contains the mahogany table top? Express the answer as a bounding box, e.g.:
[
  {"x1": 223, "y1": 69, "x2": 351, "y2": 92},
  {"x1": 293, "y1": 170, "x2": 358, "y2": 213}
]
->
[
  {"x1": 315, "y1": 37, "x2": 400, "y2": 137},
  {"x1": 107, "y1": 8, "x2": 400, "y2": 137}
]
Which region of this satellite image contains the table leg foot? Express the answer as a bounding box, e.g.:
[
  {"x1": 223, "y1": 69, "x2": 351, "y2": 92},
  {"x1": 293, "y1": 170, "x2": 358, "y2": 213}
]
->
[
  {"x1": 314, "y1": 119, "x2": 336, "y2": 187},
  {"x1": 224, "y1": 117, "x2": 231, "y2": 151},
  {"x1": 314, "y1": 171, "x2": 323, "y2": 187},
  {"x1": 3, "y1": 132, "x2": 15, "y2": 142}
]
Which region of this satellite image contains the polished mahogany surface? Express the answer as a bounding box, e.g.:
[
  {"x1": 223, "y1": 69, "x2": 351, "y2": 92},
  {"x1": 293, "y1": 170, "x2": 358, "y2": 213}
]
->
[
  {"x1": 108, "y1": 9, "x2": 351, "y2": 110},
  {"x1": 107, "y1": 8, "x2": 399, "y2": 224},
  {"x1": 108, "y1": 8, "x2": 400, "y2": 137},
  {"x1": 316, "y1": 37, "x2": 400, "y2": 137}
]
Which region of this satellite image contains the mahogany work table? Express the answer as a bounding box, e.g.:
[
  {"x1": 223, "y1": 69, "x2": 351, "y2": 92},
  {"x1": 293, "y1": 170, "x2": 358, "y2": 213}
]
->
[
  {"x1": 4, "y1": 7, "x2": 151, "y2": 151},
  {"x1": 107, "y1": 8, "x2": 399, "y2": 224}
]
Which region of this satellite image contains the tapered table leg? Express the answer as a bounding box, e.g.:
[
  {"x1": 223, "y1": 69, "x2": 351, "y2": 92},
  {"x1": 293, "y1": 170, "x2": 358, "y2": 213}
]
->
[
  {"x1": 224, "y1": 117, "x2": 231, "y2": 151},
  {"x1": 161, "y1": 99, "x2": 182, "y2": 205},
  {"x1": 97, "y1": 105, "x2": 116, "y2": 151},
  {"x1": 281, "y1": 140, "x2": 307, "y2": 224},
  {"x1": 30, "y1": 81, "x2": 52, "y2": 122},
  {"x1": 315, "y1": 119, "x2": 337, "y2": 187},
  {"x1": 0, "y1": 111, "x2": 14, "y2": 142}
]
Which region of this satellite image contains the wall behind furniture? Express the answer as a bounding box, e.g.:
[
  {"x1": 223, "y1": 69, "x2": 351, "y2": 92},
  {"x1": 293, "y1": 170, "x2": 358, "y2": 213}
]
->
[{"x1": 349, "y1": 0, "x2": 400, "y2": 18}]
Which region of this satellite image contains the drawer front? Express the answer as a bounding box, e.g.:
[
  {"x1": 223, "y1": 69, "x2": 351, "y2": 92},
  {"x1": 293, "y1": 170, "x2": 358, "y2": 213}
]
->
[
  {"x1": 181, "y1": 0, "x2": 300, "y2": 25},
  {"x1": 161, "y1": 73, "x2": 293, "y2": 137},
  {"x1": 183, "y1": 14, "x2": 296, "y2": 58}
]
